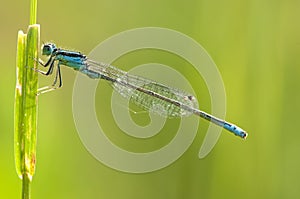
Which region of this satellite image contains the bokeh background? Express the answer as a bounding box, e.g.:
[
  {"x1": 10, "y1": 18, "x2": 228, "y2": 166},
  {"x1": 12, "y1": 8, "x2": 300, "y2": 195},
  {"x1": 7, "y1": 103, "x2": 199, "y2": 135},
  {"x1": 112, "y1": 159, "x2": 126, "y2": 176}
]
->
[{"x1": 1, "y1": 0, "x2": 299, "y2": 198}]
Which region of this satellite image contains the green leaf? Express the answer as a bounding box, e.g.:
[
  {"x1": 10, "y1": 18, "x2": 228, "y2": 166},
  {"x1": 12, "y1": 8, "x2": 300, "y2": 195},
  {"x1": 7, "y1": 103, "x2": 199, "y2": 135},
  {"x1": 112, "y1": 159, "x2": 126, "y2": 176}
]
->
[
  {"x1": 14, "y1": 24, "x2": 40, "y2": 199},
  {"x1": 15, "y1": 30, "x2": 27, "y2": 179}
]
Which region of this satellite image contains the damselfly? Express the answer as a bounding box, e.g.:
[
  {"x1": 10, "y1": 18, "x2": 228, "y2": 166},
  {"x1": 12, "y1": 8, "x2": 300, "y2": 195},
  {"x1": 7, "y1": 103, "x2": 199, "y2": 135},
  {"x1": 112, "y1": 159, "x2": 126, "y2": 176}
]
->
[{"x1": 36, "y1": 43, "x2": 248, "y2": 139}]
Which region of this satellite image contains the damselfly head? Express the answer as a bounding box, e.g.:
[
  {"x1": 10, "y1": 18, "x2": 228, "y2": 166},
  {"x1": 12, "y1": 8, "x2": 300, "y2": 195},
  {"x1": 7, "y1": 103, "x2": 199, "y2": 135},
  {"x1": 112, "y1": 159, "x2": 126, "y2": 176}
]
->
[{"x1": 42, "y1": 43, "x2": 57, "y2": 56}]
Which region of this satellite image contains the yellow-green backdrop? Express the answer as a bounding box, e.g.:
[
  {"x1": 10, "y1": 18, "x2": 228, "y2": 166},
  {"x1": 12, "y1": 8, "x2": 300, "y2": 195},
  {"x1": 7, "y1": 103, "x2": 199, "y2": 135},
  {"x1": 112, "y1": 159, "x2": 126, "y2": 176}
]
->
[{"x1": 0, "y1": 0, "x2": 299, "y2": 198}]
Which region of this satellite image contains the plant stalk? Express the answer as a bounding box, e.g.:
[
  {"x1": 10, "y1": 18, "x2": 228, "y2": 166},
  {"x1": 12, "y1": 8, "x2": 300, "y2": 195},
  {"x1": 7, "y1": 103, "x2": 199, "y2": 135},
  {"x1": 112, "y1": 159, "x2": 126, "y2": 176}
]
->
[{"x1": 14, "y1": 0, "x2": 39, "y2": 198}]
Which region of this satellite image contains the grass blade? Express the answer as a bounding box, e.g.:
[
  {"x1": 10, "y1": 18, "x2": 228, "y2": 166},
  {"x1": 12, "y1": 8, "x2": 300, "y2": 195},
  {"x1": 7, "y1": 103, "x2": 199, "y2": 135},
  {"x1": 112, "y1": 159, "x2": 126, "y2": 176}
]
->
[
  {"x1": 15, "y1": 30, "x2": 27, "y2": 179},
  {"x1": 14, "y1": 24, "x2": 40, "y2": 199}
]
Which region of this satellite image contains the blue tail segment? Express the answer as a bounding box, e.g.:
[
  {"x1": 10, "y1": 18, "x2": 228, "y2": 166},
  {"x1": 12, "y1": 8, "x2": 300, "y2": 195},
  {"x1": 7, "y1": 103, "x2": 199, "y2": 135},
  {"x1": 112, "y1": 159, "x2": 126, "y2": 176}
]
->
[{"x1": 223, "y1": 122, "x2": 247, "y2": 139}]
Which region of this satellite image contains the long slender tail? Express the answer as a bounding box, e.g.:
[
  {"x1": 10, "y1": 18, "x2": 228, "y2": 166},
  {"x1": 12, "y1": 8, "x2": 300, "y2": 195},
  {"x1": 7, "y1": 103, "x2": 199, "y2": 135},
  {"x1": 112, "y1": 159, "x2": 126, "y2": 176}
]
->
[{"x1": 193, "y1": 108, "x2": 248, "y2": 139}]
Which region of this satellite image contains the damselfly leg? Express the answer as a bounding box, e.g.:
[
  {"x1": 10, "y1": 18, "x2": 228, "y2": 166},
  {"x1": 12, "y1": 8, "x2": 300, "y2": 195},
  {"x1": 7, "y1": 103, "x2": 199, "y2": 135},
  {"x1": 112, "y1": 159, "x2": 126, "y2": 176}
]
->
[{"x1": 34, "y1": 57, "x2": 63, "y2": 95}]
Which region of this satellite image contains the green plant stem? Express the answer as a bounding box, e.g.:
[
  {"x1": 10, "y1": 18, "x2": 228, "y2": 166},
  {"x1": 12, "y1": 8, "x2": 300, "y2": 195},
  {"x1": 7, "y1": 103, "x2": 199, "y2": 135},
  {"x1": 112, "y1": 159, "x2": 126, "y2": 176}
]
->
[
  {"x1": 22, "y1": 174, "x2": 31, "y2": 199},
  {"x1": 15, "y1": 0, "x2": 39, "y2": 198},
  {"x1": 30, "y1": 0, "x2": 37, "y2": 25}
]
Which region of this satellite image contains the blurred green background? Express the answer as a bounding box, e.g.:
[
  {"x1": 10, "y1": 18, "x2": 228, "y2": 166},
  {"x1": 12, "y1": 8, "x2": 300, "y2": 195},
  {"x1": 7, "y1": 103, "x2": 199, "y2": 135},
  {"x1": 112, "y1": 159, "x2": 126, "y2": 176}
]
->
[{"x1": 1, "y1": 0, "x2": 299, "y2": 198}]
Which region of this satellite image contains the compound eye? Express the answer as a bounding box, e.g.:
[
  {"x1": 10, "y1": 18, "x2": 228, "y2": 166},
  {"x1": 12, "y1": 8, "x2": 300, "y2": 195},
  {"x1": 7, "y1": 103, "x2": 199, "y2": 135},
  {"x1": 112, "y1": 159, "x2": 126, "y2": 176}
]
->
[{"x1": 42, "y1": 45, "x2": 53, "y2": 55}]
